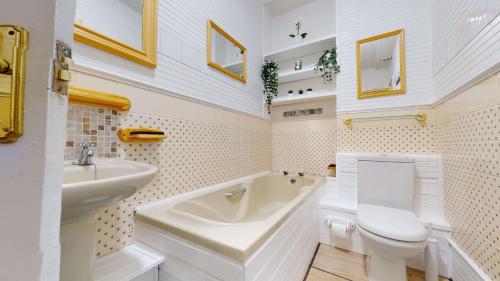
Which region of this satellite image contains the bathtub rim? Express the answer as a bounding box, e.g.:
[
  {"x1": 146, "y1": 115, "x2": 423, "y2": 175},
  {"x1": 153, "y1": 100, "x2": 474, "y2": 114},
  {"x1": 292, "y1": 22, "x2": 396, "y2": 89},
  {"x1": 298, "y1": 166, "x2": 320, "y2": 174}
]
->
[{"x1": 134, "y1": 171, "x2": 324, "y2": 262}]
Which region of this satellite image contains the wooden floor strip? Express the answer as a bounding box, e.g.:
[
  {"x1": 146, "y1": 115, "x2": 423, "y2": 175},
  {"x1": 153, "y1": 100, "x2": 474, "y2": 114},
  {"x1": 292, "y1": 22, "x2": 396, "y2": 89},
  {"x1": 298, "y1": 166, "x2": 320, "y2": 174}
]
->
[
  {"x1": 304, "y1": 244, "x2": 449, "y2": 281},
  {"x1": 311, "y1": 266, "x2": 352, "y2": 281}
]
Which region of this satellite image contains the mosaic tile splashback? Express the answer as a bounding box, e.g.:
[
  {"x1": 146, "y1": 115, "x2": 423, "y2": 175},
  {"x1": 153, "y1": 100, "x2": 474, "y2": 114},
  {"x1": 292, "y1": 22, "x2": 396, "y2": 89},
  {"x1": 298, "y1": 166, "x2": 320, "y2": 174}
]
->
[
  {"x1": 436, "y1": 104, "x2": 500, "y2": 280},
  {"x1": 65, "y1": 104, "x2": 119, "y2": 160},
  {"x1": 91, "y1": 110, "x2": 272, "y2": 256}
]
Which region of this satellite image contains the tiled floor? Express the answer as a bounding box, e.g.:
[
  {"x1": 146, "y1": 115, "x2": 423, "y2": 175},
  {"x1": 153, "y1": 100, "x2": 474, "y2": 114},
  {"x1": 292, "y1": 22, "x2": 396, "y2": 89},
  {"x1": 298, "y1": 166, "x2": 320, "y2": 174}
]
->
[{"x1": 305, "y1": 244, "x2": 449, "y2": 281}]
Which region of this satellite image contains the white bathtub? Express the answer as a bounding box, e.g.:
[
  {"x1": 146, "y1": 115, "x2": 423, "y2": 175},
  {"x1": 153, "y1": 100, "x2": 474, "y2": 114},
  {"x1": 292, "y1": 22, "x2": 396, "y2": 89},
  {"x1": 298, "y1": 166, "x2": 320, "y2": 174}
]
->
[{"x1": 135, "y1": 172, "x2": 324, "y2": 281}]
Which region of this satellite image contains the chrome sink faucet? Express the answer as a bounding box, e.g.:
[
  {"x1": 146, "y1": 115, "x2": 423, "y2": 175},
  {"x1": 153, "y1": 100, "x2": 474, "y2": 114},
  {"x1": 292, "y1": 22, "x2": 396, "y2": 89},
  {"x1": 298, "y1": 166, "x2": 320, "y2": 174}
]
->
[{"x1": 77, "y1": 142, "x2": 94, "y2": 166}]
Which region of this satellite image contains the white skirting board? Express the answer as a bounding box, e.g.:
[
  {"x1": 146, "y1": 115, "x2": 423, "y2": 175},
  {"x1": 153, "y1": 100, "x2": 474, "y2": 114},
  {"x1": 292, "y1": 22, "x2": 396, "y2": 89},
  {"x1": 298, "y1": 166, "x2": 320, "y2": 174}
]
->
[{"x1": 448, "y1": 238, "x2": 493, "y2": 281}]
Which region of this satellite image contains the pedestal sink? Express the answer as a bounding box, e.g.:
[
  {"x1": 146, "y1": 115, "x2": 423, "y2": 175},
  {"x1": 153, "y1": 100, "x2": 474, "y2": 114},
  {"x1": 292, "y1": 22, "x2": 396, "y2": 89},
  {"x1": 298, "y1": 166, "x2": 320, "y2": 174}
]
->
[{"x1": 60, "y1": 159, "x2": 157, "y2": 281}]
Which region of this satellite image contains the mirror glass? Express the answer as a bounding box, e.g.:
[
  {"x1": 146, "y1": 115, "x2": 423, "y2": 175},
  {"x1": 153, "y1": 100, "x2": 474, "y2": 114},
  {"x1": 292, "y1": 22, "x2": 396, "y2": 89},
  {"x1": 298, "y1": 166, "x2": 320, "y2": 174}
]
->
[
  {"x1": 207, "y1": 20, "x2": 246, "y2": 83},
  {"x1": 357, "y1": 29, "x2": 405, "y2": 98},
  {"x1": 75, "y1": 0, "x2": 144, "y2": 50}
]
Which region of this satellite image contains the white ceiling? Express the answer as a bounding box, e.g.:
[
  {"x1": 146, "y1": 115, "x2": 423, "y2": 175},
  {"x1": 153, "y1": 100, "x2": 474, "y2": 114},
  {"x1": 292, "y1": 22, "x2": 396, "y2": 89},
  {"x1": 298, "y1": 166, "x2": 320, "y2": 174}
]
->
[{"x1": 263, "y1": 0, "x2": 317, "y2": 15}]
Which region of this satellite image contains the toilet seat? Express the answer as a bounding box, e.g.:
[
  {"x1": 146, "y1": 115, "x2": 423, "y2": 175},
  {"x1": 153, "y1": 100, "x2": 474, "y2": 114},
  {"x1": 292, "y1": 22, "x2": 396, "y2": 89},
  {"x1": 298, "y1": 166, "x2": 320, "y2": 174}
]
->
[{"x1": 357, "y1": 204, "x2": 427, "y2": 242}]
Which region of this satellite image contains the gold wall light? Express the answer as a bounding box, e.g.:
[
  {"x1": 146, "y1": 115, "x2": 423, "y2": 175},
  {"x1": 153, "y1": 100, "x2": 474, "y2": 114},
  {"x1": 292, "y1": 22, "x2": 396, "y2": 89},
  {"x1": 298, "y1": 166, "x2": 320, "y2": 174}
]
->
[
  {"x1": 0, "y1": 25, "x2": 29, "y2": 143},
  {"x1": 68, "y1": 86, "x2": 131, "y2": 111},
  {"x1": 74, "y1": 0, "x2": 157, "y2": 67}
]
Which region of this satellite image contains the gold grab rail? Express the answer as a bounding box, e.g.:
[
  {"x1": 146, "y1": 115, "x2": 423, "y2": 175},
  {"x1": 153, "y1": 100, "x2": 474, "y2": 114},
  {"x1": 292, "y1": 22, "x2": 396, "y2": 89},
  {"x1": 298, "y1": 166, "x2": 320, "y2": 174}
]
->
[{"x1": 343, "y1": 113, "x2": 427, "y2": 126}]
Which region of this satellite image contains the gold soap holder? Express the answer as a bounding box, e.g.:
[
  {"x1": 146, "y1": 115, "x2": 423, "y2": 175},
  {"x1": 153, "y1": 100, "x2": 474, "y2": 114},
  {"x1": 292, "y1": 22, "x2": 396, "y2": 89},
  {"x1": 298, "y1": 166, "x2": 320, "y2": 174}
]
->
[{"x1": 118, "y1": 128, "x2": 166, "y2": 143}]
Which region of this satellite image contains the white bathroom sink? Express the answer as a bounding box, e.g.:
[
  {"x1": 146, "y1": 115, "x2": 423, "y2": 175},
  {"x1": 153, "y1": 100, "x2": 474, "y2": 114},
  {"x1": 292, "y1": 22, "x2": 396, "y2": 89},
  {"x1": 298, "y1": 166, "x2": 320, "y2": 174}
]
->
[{"x1": 61, "y1": 159, "x2": 157, "y2": 222}]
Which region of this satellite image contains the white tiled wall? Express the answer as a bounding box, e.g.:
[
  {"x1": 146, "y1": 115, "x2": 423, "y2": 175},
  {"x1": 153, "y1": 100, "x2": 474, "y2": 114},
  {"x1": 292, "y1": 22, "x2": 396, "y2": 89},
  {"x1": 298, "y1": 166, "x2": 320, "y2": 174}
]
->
[
  {"x1": 432, "y1": 2, "x2": 500, "y2": 103},
  {"x1": 431, "y1": 0, "x2": 499, "y2": 76},
  {"x1": 335, "y1": 0, "x2": 434, "y2": 112}
]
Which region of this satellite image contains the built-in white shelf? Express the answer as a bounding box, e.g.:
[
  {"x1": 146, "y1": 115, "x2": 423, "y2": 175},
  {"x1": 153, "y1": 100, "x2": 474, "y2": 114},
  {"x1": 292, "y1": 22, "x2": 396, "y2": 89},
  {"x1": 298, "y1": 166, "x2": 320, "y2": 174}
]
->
[
  {"x1": 273, "y1": 91, "x2": 336, "y2": 106},
  {"x1": 264, "y1": 34, "x2": 336, "y2": 62},
  {"x1": 95, "y1": 244, "x2": 164, "y2": 281},
  {"x1": 279, "y1": 66, "x2": 319, "y2": 83}
]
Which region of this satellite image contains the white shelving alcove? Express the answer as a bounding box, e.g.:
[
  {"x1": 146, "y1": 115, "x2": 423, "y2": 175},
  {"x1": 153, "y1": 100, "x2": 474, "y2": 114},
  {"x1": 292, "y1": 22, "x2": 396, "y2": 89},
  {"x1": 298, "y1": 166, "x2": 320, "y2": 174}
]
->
[
  {"x1": 273, "y1": 91, "x2": 336, "y2": 106},
  {"x1": 263, "y1": 0, "x2": 337, "y2": 113}
]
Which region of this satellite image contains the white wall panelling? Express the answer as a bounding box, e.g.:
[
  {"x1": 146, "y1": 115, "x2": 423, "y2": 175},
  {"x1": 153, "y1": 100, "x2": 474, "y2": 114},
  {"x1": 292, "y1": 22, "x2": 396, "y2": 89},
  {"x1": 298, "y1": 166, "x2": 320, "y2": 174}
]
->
[
  {"x1": 74, "y1": 0, "x2": 266, "y2": 117},
  {"x1": 336, "y1": 0, "x2": 434, "y2": 113},
  {"x1": 432, "y1": 2, "x2": 500, "y2": 103}
]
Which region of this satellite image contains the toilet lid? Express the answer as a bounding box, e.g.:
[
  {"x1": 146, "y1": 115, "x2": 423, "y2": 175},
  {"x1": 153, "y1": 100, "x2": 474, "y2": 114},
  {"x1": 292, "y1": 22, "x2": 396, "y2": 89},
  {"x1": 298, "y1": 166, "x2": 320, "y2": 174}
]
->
[{"x1": 357, "y1": 204, "x2": 427, "y2": 242}]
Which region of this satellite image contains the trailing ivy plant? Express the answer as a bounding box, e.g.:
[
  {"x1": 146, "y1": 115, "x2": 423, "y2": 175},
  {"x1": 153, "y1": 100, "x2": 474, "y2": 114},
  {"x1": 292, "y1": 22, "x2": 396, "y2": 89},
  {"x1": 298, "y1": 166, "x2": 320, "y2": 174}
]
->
[
  {"x1": 314, "y1": 47, "x2": 340, "y2": 84},
  {"x1": 261, "y1": 60, "x2": 279, "y2": 113},
  {"x1": 289, "y1": 20, "x2": 308, "y2": 39}
]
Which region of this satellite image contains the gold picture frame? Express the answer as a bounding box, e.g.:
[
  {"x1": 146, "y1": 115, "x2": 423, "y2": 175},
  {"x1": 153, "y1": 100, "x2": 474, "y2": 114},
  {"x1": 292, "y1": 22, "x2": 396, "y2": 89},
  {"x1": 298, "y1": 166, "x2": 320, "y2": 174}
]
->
[
  {"x1": 207, "y1": 19, "x2": 247, "y2": 83},
  {"x1": 74, "y1": 0, "x2": 157, "y2": 68},
  {"x1": 356, "y1": 29, "x2": 406, "y2": 99}
]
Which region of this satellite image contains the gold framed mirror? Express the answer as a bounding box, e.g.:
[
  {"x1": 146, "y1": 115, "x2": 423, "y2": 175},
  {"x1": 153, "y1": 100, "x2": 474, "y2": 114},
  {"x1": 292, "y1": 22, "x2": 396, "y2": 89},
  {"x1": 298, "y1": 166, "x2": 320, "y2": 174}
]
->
[
  {"x1": 74, "y1": 0, "x2": 157, "y2": 68},
  {"x1": 356, "y1": 29, "x2": 406, "y2": 99},
  {"x1": 207, "y1": 20, "x2": 247, "y2": 83}
]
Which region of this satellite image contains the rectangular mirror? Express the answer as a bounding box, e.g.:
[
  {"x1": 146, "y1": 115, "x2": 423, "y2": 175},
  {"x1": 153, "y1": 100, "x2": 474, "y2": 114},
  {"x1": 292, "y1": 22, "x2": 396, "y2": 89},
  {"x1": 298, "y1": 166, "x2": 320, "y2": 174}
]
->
[
  {"x1": 207, "y1": 20, "x2": 247, "y2": 83},
  {"x1": 356, "y1": 29, "x2": 406, "y2": 99},
  {"x1": 74, "y1": 0, "x2": 157, "y2": 67}
]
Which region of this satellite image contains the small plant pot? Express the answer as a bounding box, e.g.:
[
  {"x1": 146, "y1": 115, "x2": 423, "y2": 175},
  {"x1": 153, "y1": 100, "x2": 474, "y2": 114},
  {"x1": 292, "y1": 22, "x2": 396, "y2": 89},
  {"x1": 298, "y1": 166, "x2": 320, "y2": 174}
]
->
[{"x1": 327, "y1": 164, "x2": 336, "y2": 177}]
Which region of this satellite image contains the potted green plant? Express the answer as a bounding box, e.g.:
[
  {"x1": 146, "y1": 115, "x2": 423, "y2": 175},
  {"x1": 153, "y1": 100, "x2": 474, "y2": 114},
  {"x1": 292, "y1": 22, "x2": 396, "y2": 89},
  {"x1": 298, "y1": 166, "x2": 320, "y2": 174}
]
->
[
  {"x1": 289, "y1": 19, "x2": 308, "y2": 43},
  {"x1": 314, "y1": 47, "x2": 340, "y2": 84},
  {"x1": 261, "y1": 60, "x2": 279, "y2": 113}
]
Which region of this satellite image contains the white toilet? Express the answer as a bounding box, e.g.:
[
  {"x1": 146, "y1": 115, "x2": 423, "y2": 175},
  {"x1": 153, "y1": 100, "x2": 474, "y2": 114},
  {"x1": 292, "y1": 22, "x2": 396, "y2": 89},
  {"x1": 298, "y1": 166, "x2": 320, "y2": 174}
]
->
[{"x1": 356, "y1": 156, "x2": 428, "y2": 281}]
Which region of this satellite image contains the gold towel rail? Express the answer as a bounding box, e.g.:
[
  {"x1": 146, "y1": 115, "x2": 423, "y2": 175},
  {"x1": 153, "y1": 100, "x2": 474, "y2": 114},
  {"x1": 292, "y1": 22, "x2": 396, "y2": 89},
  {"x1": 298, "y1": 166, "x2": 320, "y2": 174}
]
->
[
  {"x1": 343, "y1": 113, "x2": 427, "y2": 126},
  {"x1": 68, "y1": 86, "x2": 131, "y2": 111}
]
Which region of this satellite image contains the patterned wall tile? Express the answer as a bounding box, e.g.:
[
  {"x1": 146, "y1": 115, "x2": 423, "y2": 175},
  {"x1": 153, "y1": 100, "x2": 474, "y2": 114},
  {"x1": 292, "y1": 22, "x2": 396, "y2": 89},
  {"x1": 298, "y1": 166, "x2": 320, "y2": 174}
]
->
[
  {"x1": 88, "y1": 110, "x2": 272, "y2": 256},
  {"x1": 337, "y1": 123, "x2": 436, "y2": 154},
  {"x1": 272, "y1": 129, "x2": 336, "y2": 176},
  {"x1": 436, "y1": 104, "x2": 500, "y2": 280}
]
